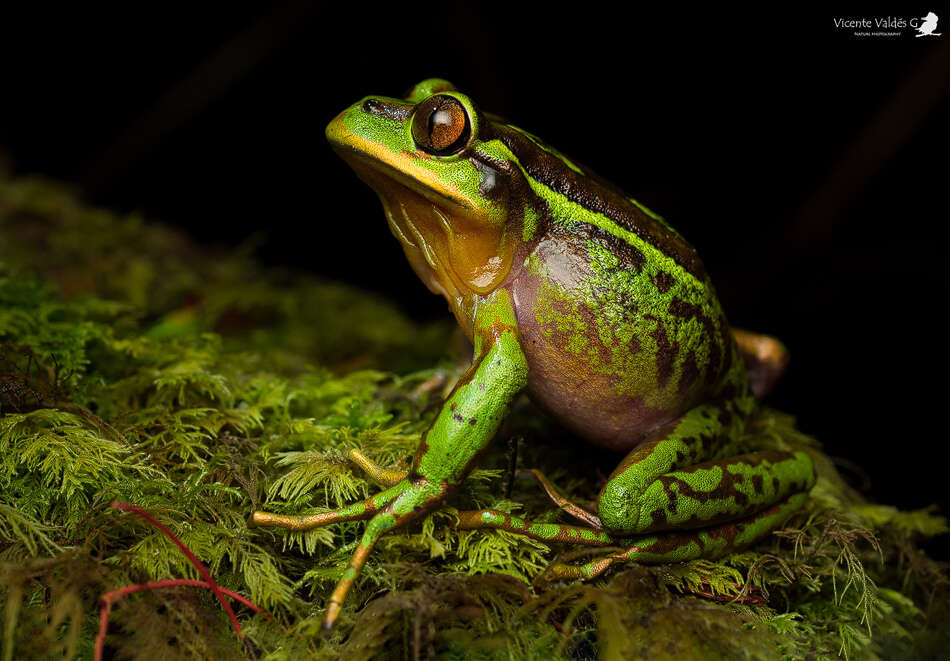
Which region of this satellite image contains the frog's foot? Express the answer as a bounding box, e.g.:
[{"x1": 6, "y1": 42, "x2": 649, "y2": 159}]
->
[
  {"x1": 518, "y1": 469, "x2": 604, "y2": 529},
  {"x1": 251, "y1": 479, "x2": 403, "y2": 531},
  {"x1": 253, "y1": 477, "x2": 448, "y2": 630},
  {"x1": 538, "y1": 492, "x2": 809, "y2": 584},
  {"x1": 251, "y1": 449, "x2": 412, "y2": 530}
]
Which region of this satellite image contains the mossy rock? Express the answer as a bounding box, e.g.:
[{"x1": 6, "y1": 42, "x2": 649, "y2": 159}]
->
[{"x1": 1, "y1": 176, "x2": 948, "y2": 660}]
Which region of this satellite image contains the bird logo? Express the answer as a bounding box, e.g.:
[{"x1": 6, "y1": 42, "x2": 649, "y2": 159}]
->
[{"x1": 915, "y1": 12, "x2": 942, "y2": 37}]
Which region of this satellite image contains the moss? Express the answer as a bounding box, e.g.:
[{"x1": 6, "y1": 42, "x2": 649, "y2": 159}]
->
[{"x1": 0, "y1": 175, "x2": 947, "y2": 659}]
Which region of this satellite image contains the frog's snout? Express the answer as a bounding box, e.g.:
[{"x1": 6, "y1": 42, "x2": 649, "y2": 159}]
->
[{"x1": 324, "y1": 110, "x2": 348, "y2": 147}]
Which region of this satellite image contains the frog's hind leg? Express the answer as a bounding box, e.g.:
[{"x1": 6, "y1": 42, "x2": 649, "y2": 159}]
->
[
  {"x1": 540, "y1": 492, "x2": 809, "y2": 582},
  {"x1": 460, "y1": 401, "x2": 815, "y2": 584},
  {"x1": 453, "y1": 492, "x2": 810, "y2": 583},
  {"x1": 597, "y1": 400, "x2": 816, "y2": 538}
]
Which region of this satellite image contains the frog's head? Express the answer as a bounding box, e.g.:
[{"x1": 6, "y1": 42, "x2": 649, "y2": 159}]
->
[{"x1": 326, "y1": 79, "x2": 521, "y2": 315}]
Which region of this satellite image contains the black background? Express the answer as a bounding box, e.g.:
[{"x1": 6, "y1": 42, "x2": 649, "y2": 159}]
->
[{"x1": 2, "y1": 5, "x2": 948, "y2": 558}]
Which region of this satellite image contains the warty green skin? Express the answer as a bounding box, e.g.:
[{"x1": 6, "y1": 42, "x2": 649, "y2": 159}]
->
[{"x1": 253, "y1": 79, "x2": 816, "y2": 628}]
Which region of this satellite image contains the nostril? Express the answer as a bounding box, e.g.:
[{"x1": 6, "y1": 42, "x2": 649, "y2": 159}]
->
[
  {"x1": 361, "y1": 98, "x2": 412, "y2": 121},
  {"x1": 361, "y1": 98, "x2": 384, "y2": 114}
]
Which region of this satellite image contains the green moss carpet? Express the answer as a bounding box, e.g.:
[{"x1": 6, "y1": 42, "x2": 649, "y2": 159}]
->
[{"x1": 1, "y1": 176, "x2": 947, "y2": 659}]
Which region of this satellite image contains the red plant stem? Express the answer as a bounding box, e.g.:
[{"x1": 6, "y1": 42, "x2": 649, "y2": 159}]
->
[
  {"x1": 111, "y1": 501, "x2": 242, "y2": 637},
  {"x1": 96, "y1": 604, "x2": 112, "y2": 660},
  {"x1": 103, "y1": 580, "x2": 269, "y2": 616},
  {"x1": 94, "y1": 579, "x2": 271, "y2": 661}
]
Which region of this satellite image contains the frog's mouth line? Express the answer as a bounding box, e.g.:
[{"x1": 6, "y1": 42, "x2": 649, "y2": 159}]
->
[{"x1": 328, "y1": 141, "x2": 473, "y2": 212}]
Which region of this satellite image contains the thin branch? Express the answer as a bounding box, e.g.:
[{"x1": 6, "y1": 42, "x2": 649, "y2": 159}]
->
[
  {"x1": 94, "y1": 578, "x2": 271, "y2": 661},
  {"x1": 110, "y1": 501, "x2": 242, "y2": 637}
]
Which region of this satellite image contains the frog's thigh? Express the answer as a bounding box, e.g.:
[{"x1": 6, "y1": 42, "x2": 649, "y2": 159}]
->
[{"x1": 597, "y1": 404, "x2": 815, "y2": 535}]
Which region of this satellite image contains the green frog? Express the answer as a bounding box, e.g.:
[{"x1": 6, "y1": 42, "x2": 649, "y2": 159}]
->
[{"x1": 252, "y1": 79, "x2": 816, "y2": 629}]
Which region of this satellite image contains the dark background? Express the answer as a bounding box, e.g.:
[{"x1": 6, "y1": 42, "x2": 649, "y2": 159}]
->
[{"x1": 2, "y1": 5, "x2": 948, "y2": 557}]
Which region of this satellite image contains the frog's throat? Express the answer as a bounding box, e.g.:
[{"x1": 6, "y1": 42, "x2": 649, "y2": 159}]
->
[{"x1": 351, "y1": 165, "x2": 513, "y2": 334}]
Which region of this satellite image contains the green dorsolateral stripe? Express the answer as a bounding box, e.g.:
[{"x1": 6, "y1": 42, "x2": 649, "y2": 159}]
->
[
  {"x1": 628, "y1": 197, "x2": 664, "y2": 221},
  {"x1": 526, "y1": 176, "x2": 703, "y2": 290},
  {"x1": 475, "y1": 138, "x2": 703, "y2": 290}
]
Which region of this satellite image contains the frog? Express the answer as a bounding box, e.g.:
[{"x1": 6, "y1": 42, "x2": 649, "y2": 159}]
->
[{"x1": 252, "y1": 79, "x2": 816, "y2": 630}]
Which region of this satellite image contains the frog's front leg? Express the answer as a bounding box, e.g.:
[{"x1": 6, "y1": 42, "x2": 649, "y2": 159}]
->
[{"x1": 251, "y1": 290, "x2": 528, "y2": 629}]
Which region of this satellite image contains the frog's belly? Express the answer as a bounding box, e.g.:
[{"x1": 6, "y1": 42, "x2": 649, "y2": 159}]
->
[
  {"x1": 521, "y1": 336, "x2": 681, "y2": 452},
  {"x1": 511, "y1": 284, "x2": 693, "y2": 453}
]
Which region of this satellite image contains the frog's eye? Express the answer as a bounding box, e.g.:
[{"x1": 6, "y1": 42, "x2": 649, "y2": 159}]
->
[{"x1": 411, "y1": 95, "x2": 471, "y2": 156}]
